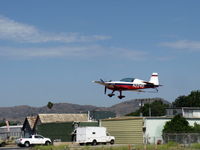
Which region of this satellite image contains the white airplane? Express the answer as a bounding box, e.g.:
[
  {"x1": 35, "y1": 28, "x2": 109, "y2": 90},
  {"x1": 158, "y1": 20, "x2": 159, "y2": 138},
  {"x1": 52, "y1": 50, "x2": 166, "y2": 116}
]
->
[{"x1": 93, "y1": 73, "x2": 162, "y2": 99}]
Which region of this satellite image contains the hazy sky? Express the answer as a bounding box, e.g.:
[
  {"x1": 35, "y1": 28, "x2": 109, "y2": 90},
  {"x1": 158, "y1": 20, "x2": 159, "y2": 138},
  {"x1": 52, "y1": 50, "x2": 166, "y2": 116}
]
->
[{"x1": 0, "y1": 1, "x2": 199, "y2": 107}]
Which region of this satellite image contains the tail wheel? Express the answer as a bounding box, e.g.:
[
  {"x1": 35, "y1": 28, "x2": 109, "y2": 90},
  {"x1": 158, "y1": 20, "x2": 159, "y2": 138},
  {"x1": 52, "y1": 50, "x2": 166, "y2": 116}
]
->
[
  {"x1": 92, "y1": 140, "x2": 97, "y2": 146},
  {"x1": 24, "y1": 141, "x2": 30, "y2": 147},
  {"x1": 110, "y1": 139, "x2": 114, "y2": 145},
  {"x1": 45, "y1": 141, "x2": 51, "y2": 145}
]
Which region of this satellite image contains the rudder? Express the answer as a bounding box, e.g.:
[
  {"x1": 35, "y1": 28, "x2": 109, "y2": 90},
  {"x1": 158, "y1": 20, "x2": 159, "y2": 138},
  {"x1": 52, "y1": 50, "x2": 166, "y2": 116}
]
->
[{"x1": 149, "y1": 73, "x2": 159, "y2": 85}]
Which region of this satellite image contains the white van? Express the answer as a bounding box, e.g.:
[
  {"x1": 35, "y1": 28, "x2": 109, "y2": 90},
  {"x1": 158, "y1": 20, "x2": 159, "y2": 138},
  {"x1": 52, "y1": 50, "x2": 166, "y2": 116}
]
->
[{"x1": 76, "y1": 127, "x2": 115, "y2": 145}]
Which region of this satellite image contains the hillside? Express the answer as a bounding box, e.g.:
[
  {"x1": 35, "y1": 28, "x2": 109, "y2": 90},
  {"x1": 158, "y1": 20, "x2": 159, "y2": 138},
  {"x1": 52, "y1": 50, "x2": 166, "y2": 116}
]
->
[{"x1": 0, "y1": 98, "x2": 170, "y2": 123}]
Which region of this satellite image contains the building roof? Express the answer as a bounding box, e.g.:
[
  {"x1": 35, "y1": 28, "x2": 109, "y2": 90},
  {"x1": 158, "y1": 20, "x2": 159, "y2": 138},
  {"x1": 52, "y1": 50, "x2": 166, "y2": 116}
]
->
[
  {"x1": 0, "y1": 125, "x2": 23, "y2": 129},
  {"x1": 166, "y1": 107, "x2": 200, "y2": 110},
  {"x1": 27, "y1": 116, "x2": 37, "y2": 129},
  {"x1": 101, "y1": 116, "x2": 143, "y2": 121},
  {"x1": 37, "y1": 113, "x2": 88, "y2": 123},
  {"x1": 102, "y1": 116, "x2": 200, "y2": 121},
  {"x1": 22, "y1": 116, "x2": 37, "y2": 130}
]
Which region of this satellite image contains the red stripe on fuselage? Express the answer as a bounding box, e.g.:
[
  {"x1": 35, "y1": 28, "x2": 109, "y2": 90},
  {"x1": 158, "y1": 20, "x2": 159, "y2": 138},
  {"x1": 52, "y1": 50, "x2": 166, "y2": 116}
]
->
[{"x1": 107, "y1": 84, "x2": 145, "y2": 90}]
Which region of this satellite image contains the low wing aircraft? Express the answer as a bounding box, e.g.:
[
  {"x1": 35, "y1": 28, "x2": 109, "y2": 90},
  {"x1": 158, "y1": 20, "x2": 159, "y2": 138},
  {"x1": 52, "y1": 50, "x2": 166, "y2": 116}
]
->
[{"x1": 93, "y1": 73, "x2": 162, "y2": 99}]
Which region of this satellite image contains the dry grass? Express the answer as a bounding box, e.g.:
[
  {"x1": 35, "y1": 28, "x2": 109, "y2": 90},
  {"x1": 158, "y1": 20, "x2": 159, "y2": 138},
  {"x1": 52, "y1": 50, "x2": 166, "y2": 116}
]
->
[{"x1": 31, "y1": 143, "x2": 200, "y2": 150}]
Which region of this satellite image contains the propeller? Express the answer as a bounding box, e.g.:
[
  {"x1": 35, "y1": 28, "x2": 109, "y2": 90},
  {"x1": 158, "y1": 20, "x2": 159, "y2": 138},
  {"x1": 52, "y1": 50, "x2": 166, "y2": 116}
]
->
[
  {"x1": 100, "y1": 79, "x2": 104, "y2": 83},
  {"x1": 100, "y1": 79, "x2": 107, "y2": 94}
]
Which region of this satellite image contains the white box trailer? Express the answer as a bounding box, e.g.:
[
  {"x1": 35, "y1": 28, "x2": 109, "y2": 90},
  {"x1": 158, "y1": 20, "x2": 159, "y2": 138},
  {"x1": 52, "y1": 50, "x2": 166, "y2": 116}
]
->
[{"x1": 76, "y1": 127, "x2": 115, "y2": 145}]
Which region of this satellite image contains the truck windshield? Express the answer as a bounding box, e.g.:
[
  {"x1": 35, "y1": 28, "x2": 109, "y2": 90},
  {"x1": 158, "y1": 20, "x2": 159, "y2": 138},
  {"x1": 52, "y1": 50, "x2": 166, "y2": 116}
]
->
[{"x1": 106, "y1": 132, "x2": 110, "y2": 136}]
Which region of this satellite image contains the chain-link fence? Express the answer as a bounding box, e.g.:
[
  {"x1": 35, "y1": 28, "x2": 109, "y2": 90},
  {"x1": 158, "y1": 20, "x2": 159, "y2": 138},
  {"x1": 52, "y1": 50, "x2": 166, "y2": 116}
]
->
[
  {"x1": 144, "y1": 136, "x2": 163, "y2": 145},
  {"x1": 163, "y1": 133, "x2": 200, "y2": 144}
]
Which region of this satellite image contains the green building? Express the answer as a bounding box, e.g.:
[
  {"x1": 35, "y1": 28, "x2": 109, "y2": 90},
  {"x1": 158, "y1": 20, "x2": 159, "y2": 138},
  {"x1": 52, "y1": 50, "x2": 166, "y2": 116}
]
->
[{"x1": 34, "y1": 114, "x2": 98, "y2": 142}]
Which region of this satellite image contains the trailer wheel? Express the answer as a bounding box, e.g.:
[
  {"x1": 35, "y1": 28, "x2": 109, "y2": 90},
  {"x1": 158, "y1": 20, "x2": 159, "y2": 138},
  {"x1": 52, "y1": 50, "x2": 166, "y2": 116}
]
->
[
  {"x1": 92, "y1": 140, "x2": 97, "y2": 146},
  {"x1": 110, "y1": 139, "x2": 114, "y2": 145}
]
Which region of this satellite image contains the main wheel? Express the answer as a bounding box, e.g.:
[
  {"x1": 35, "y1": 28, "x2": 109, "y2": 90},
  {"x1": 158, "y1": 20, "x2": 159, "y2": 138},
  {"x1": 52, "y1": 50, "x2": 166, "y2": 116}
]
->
[
  {"x1": 45, "y1": 141, "x2": 51, "y2": 145},
  {"x1": 24, "y1": 141, "x2": 30, "y2": 147},
  {"x1": 110, "y1": 140, "x2": 114, "y2": 145},
  {"x1": 0, "y1": 142, "x2": 5, "y2": 147},
  {"x1": 92, "y1": 140, "x2": 97, "y2": 146}
]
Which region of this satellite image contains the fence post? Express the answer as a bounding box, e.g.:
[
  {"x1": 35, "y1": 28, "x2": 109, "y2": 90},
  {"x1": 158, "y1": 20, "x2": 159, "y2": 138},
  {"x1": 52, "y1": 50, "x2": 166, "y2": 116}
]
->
[
  {"x1": 128, "y1": 144, "x2": 131, "y2": 150},
  {"x1": 188, "y1": 134, "x2": 191, "y2": 147},
  {"x1": 167, "y1": 133, "x2": 169, "y2": 143},
  {"x1": 144, "y1": 137, "x2": 147, "y2": 150}
]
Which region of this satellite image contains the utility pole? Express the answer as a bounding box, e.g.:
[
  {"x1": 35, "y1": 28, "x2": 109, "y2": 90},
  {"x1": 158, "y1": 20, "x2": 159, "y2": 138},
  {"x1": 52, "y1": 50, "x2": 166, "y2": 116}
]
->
[
  {"x1": 148, "y1": 99, "x2": 151, "y2": 117},
  {"x1": 139, "y1": 99, "x2": 144, "y2": 117}
]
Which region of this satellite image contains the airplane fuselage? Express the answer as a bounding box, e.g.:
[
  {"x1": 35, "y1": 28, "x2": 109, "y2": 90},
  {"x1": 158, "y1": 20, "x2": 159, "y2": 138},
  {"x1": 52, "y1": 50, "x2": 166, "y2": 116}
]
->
[
  {"x1": 105, "y1": 79, "x2": 156, "y2": 91},
  {"x1": 93, "y1": 73, "x2": 160, "y2": 99}
]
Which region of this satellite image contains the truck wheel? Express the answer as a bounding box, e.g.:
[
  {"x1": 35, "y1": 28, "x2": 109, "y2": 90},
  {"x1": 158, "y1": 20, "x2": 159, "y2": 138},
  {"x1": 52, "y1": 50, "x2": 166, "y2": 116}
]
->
[
  {"x1": 92, "y1": 140, "x2": 97, "y2": 146},
  {"x1": 0, "y1": 142, "x2": 5, "y2": 147},
  {"x1": 110, "y1": 140, "x2": 114, "y2": 145},
  {"x1": 24, "y1": 141, "x2": 30, "y2": 147},
  {"x1": 45, "y1": 141, "x2": 51, "y2": 145}
]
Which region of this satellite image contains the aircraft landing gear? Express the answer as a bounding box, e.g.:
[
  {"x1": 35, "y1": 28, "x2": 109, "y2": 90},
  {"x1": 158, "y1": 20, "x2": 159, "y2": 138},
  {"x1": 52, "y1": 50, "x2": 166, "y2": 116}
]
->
[
  {"x1": 108, "y1": 93, "x2": 115, "y2": 97},
  {"x1": 118, "y1": 95, "x2": 125, "y2": 99},
  {"x1": 108, "y1": 91, "x2": 115, "y2": 97},
  {"x1": 118, "y1": 91, "x2": 125, "y2": 99}
]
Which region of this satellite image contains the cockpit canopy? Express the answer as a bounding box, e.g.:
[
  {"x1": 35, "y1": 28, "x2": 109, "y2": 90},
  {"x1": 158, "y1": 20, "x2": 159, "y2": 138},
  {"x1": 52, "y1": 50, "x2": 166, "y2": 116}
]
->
[{"x1": 120, "y1": 78, "x2": 135, "y2": 82}]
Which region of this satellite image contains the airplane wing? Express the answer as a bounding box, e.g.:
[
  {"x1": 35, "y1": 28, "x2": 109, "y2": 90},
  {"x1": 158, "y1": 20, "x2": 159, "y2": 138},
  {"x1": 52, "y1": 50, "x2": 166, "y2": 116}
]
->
[
  {"x1": 93, "y1": 81, "x2": 107, "y2": 86},
  {"x1": 93, "y1": 80, "x2": 116, "y2": 89}
]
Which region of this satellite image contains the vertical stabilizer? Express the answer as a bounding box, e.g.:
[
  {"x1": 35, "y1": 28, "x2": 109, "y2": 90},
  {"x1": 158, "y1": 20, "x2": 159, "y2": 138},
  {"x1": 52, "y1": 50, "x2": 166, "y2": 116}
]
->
[{"x1": 149, "y1": 73, "x2": 159, "y2": 85}]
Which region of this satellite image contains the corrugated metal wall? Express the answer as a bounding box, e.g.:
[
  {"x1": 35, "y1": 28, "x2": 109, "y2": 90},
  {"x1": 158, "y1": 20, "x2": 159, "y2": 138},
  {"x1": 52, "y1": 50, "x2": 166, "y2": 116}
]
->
[{"x1": 101, "y1": 119, "x2": 143, "y2": 144}]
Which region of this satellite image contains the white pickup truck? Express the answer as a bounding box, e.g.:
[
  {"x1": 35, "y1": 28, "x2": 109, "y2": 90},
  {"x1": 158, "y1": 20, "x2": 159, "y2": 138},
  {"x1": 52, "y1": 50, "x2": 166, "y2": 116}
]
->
[{"x1": 16, "y1": 135, "x2": 51, "y2": 147}]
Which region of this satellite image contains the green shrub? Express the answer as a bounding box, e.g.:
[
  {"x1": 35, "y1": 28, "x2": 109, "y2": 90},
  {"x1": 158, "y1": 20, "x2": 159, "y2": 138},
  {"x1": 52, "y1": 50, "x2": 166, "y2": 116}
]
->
[
  {"x1": 191, "y1": 143, "x2": 200, "y2": 149},
  {"x1": 166, "y1": 141, "x2": 178, "y2": 147}
]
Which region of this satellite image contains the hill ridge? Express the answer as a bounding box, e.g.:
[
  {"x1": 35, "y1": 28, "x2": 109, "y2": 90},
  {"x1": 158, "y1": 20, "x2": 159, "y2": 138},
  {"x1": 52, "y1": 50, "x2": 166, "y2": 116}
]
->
[{"x1": 0, "y1": 98, "x2": 170, "y2": 123}]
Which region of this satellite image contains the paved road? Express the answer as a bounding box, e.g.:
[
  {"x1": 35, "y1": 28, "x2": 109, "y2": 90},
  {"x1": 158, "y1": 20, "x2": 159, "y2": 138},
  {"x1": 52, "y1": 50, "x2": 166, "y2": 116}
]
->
[{"x1": 0, "y1": 147, "x2": 28, "y2": 150}]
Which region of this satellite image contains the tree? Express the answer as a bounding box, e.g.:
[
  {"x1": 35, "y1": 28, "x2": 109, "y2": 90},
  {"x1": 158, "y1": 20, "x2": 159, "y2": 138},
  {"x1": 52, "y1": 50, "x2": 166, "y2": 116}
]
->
[
  {"x1": 172, "y1": 90, "x2": 200, "y2": 107},
  {"x1": 126, "y1": 100, "x2": 169, "y2": 116},
  {"x1": 163, "y1": 115, "x2": 193, "y2": 133},
  {"x1": 47, "y1": 101, "x2": 54, "y2": 109},
  {"x1": 193, "y1": 123, "x2": 200, "y2": 132},
  {"x1": 0, "y1": 120, "x2": 19, "y2": 127}
]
